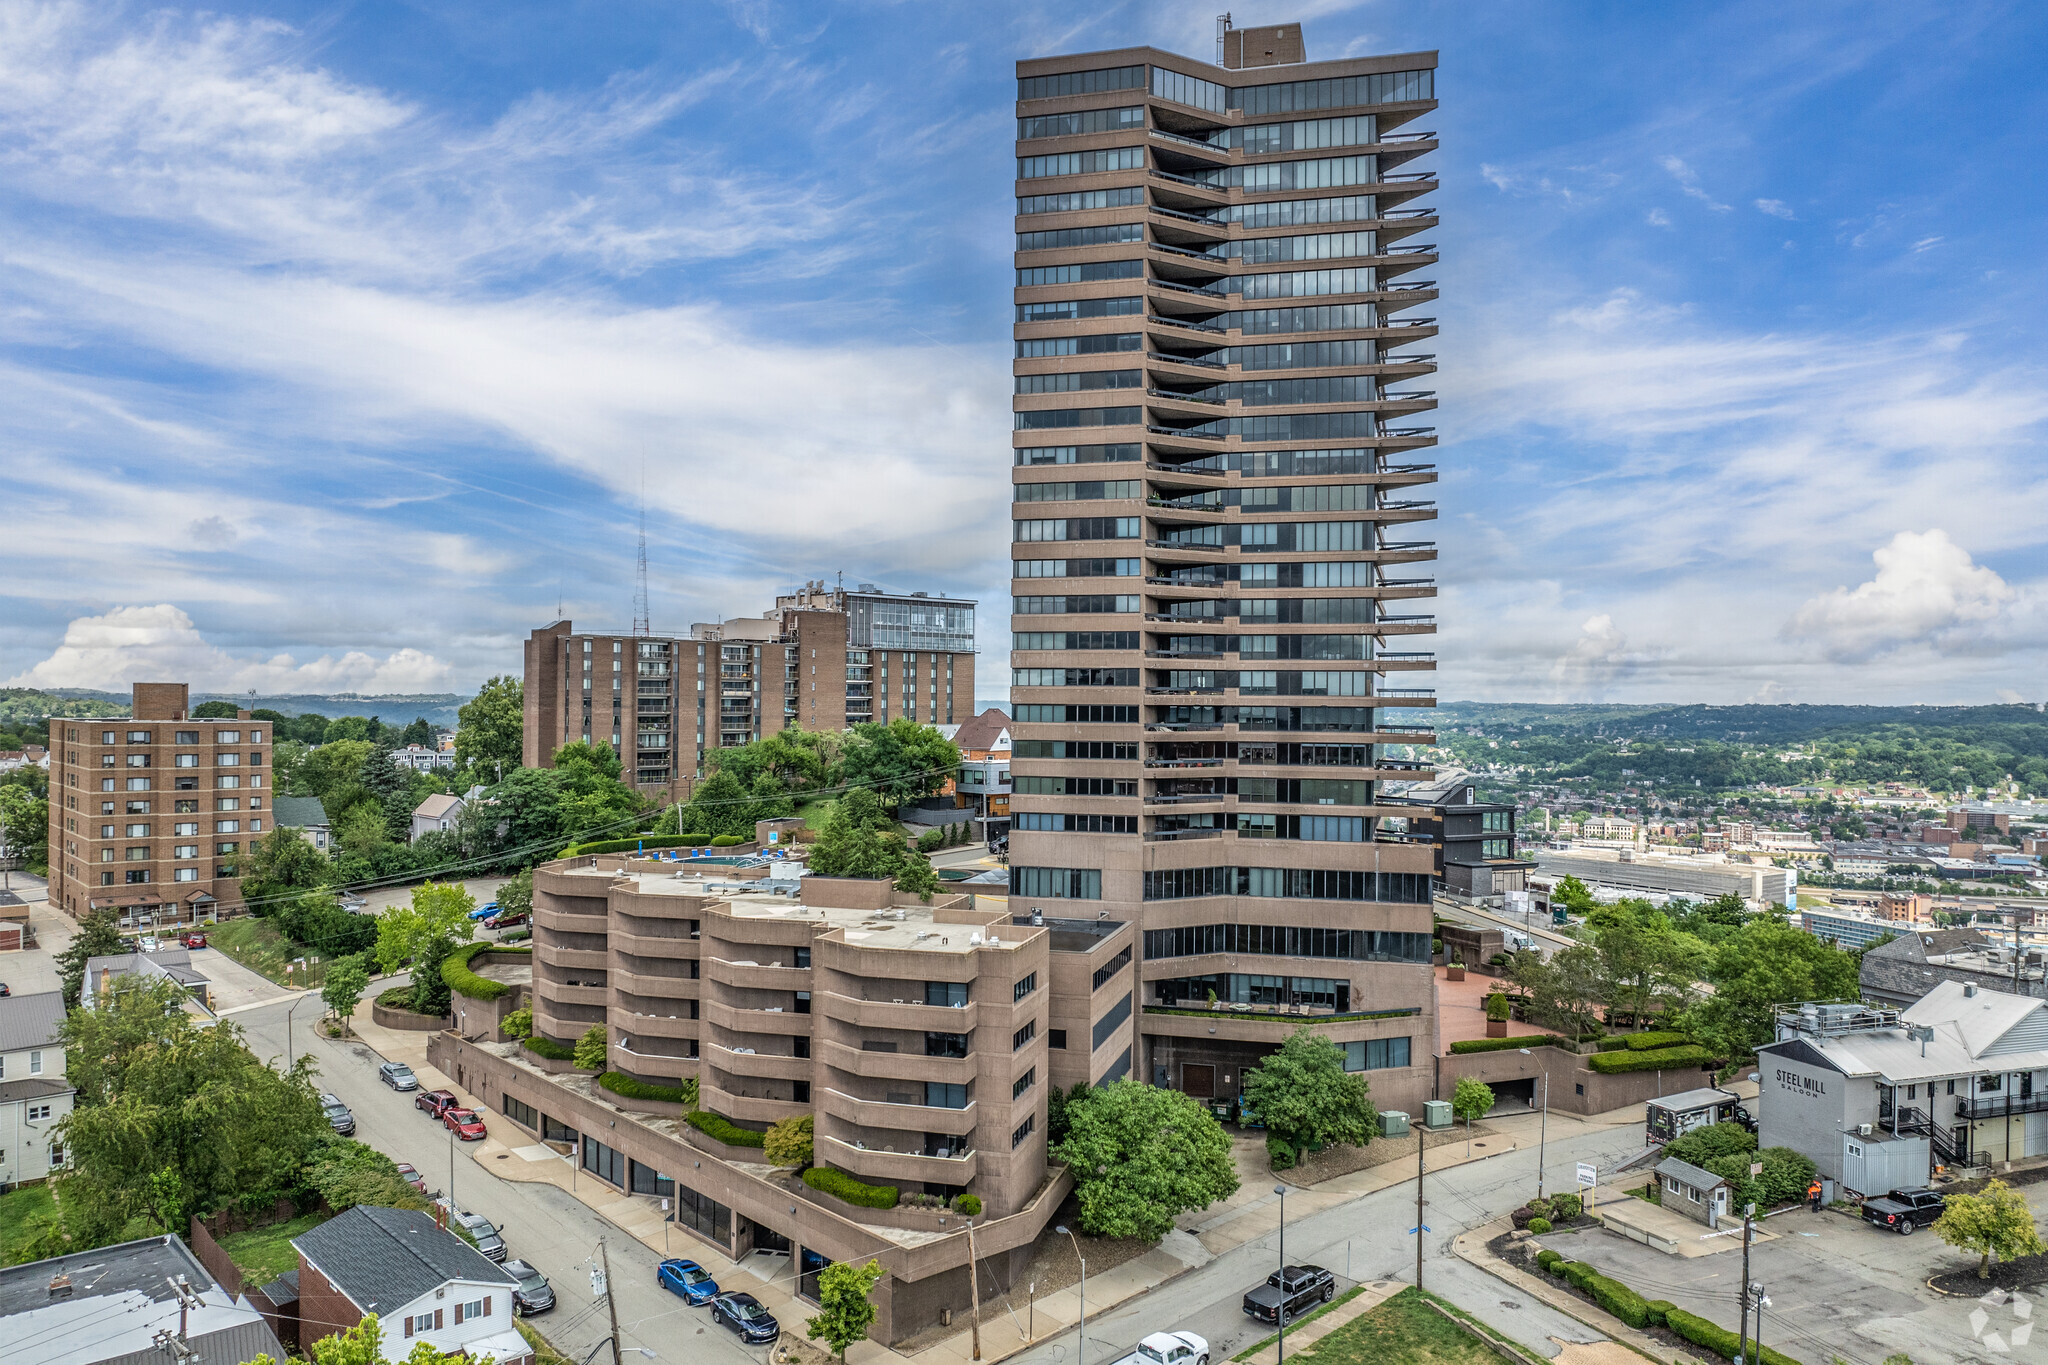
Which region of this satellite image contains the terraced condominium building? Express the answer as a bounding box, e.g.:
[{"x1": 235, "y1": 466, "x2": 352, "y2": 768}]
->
[
  {"x1": 1009, "y1": 29, "x2": 1443, "y2": 1114},
  {"x1": 524, "y1": 581, "x2": 975, "y2": 800}
]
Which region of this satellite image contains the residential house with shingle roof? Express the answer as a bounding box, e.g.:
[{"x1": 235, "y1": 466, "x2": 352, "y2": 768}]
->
[{"x1": 291, "y1": 1205, "x2": 527, "y2": 1364}]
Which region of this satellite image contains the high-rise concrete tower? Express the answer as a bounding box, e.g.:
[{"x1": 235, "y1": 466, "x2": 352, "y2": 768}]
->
[{"x1": 1008, "y1": 27, "x2": 1443, "y2": 1112}]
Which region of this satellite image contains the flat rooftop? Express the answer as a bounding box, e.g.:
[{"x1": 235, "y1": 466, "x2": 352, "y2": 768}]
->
[{"x1": 0, "y1": 1234, "x2": 280, "y2": 1365}]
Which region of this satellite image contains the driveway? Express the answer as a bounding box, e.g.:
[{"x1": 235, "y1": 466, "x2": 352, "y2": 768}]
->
[
  {"x1": 1, "y1": 880, "x2": 69, "y2": 999},
  {"x1": 1559, "y1": 1190, "x2": 2048, "y2": 1365}
]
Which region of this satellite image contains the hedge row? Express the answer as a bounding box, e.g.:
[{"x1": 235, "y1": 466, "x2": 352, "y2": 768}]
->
[
  {"x1": 1624, "y1": 1030, "x2": 1692, "y2": 1051},
  {"x1": 598, "y1": 1072, "x2": 696, "y2": 1105},
  {"x1": 523, "y1": 1034, "x2": 576, "y2": 1061},
  {"x1": 803, "y1": 1165, "x2": 899, "y2": 1210},
  {"x1": 443, "y1": 942, "x2": 531, "y2": 1001},
  {"x1": 1587, "y1": 1044, "x2": 1713, "y2": 1074},
  {"x1": 564, "y1": 834, "x2": 713, "y2": 856},
  {"x1": 1555, "y1": 1259, "x2": 1650, "y2": 1329},
  {"x1": 685, "y1": 1110, "x2": 765, "y2": 1148},
  {"x1": 1667, "y1": 1308, "x2": 1802, "y2": 1365},
  {"x1": 1448, "y1": 1035, "x2": 1565, "y2": 1055}
]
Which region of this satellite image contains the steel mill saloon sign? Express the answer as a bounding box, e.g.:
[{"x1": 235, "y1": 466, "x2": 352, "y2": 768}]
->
[{"x1": 1776, "y1": 1069, "x2": 1826, "y2": 1097}]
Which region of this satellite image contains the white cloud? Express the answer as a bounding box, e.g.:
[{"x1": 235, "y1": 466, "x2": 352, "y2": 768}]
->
[
  {"x1": 1548, "y1": 614, "x2": 1640, "y2": 700},
  {"x1": 1785, "y1": 530, "x2": 2022, "y2": 662},
  {"x1": 1659, "y1": 155, "x2": 1732, "y2": 212},
  {"x1": 1646, "y1": 207, "x2": 1672, "y2": 228},
  {"x1": 5, "y1": 604, "x2": 455, "y2": 692},
  {"x1": 1755, "y1": 198, "x2": 1796, "y2": 219}
]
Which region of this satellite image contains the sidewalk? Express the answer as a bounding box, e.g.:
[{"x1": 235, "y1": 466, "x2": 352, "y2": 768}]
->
[{"x1": 1451, "y1": 1215, "x2": 1681, "y2": 1365}]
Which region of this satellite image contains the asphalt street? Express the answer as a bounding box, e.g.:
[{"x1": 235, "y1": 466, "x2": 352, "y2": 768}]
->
[
  {"x1": 1002, "y1": 1119, "x2": 1649, "y2": 1365},
  {"x1": 230, "y1": 988, "x2": 778, "y2": 1365}
]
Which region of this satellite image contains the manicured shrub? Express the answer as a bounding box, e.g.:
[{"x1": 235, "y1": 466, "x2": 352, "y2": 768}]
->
[
  {"x1": 1535, "y1": 1249, "x2": 1563, "y2": 1272},
  {"x1": 1624, "y1": 1030, "x2": 1691, "y2": 1051},
  {"x1": 1449, "y1": 1035, "x2": 1566, "y2": 1055},
  {"x1": 1587, "y1": 1273, "x2": 1650, "y2": 1329},
  {"x1": 1586, "y1": 1044, "x2": 1712, "y2": 1074},
  {"x1": 1267, "y1": 1135, "x2": 1297, "y2": 1170},
  {"x1": 523, "y1": 1034, "x2": 575, "y2": 1061},
  {"x1": 1594, "y1": 1037, "x2": 1631, "y2": 1052},
  {"x1": 1526, "y1": 1197, "x2": 1553, "y2": 1219},
  {"x1": 1665, "y1": 1308, "x2": 1803, "y2": 1365},
  {"x1": 442, "y1": 942, "x2": 531, "y2": 1001},
  {"x1": 1645, "y1": 1300, "x2": 1675, "y2": 1328},
  {"x1": 953, "y1": 1194, "x2": 983, "y2": 1216},
  {"x1": 1527, "y1": 1217, "x2": 1553, "y2": 1234},
  {"x1": 1664, "y1": 1121, "x2": 1756, "y2": 1168},
  {"x1": 917, "y1": 828, "x2": 946, "y2": 853},
  {"x1": 685, "y1": 1110, "x2": 766, "y2": 1148},
  {"x1": 1560, "y1": 1261, "x2": 1597, "y2": 1293},
  {"x1": 710, "y1": 834, "x2": 744, "y2": 847},
  {"x1": 1484, "y1": 992, "x2": 1511, "y2": 1023},
  {"x1": 803, "y1": 1165, "x2": 899, "y2": 1210},
  {"x1": 1549, "y1": 1192, "x2": 1582, "y2": 1221},
  {"x1": 598, "y1": 1072, "x2": 696, "y2": 1106}
]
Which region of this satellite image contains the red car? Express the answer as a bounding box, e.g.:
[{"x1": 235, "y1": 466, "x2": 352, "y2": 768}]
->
[
  {"x1": 416, "y1": 1089, "x2": 460, "y2": 1119},
  {"x1": 182, "y1": 933, "x2": 208, "y2": 949},
  {"x1": 443, "y1": 1108, "x2": 487, "y2": 1141},
  {"x1": 484, "y1": 908, "x2": 529, "y2": 930},
  {"x1": 394, "y1": 1162, "x2": 427, "y2": 1193}
]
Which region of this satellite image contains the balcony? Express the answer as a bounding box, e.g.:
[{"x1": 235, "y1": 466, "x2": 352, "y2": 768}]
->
[
  {"x1": 610, "y1": 928, "x2": 699, "y2": 960},
  {"x1": 702, "y1": 1079, "x2": 807, "y2": 1125},
  {"x1": 702, "y1": 998, "x2": 814, "y2": 1036},
  {"x1": 706, "y1": 1042, "x2": 812, "y2": 1082},
  {"x1": 616, "y1": 1010, "x2": 697, "y2": 1040},
  {"x1": 1955, "y1": 1092, "x2": 2048, "y2": 1121},
  {"x1": 704, "y1": 957, "x2": 812, "y2": 992},
  {"x1": 536, "y1": 978, "x2": 608, "y2": 1009},
  {"x1": 817, "y1": 1038, "x2": 976, "y2": 1086},
  {"x1": 535, "y1": 903, "x2": 609, "y2": 933},
  {"x1": 610, "y1": 965, "x2": 698, "y2": 1003},
  {"x1": 816, "y1": 991, "x2": 978, "y2": 1033},
  {"x1": 540, "y1": 945, "x2": 607, "y2": 972},
  {"x1": 611, "y1": 1039, "x2": 694, "y2": 1077},
  {"x1": 818, "y1": 1135, "x2": 979, "y2": 1187},
  {"x1": 820, "y1": 1087, "x2": 977, "y2": 1138}
]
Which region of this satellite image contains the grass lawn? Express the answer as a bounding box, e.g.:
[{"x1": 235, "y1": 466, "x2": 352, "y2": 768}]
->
[
  {"x1": 0, "y1": 1185, "x2": 57, "y2": 1266},
  {"x1": 1234, "y1": 1284, "x2": 1367, "y2": 1360},
  {"x1": 215, "y1": 1211, "x2": 329, "y2": 1286},
  {"x1": 1280, "y1": 1288, "x2": 1501, "y2": 1365},
  {"x1": 516, "y1": 1320, "x2": 575, "y2": 1365},
  {"x1": 209, "y1": 917, "x2": 329, "y2": 988}
]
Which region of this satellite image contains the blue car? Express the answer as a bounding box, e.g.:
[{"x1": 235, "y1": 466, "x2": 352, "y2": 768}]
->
[
  {"x1": 467, "y1": 902, "x2": 500, "y2": 921},
  {"x1": 712, "y1": 1292, "x2": 779, "y2": 1344},
  {"x1": 657, "y1": 1258, "x2": 719, "y2": 1305}
]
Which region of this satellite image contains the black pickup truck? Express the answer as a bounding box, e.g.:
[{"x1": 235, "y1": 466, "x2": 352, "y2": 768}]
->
[
  {"x1": 1242, "y1": 1264, "x2": 1334, "y2": 1324},
  {"x1": 1862, "y1": 1187, "x2": 1946, "y2": 1235}
]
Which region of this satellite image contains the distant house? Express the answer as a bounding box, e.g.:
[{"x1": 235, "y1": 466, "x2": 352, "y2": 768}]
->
[
  {"x1": 0, "y1": 991, "x2": 73, "y2": 1187},
  {"x1": 292, "y1": 1205, "x2": 528, "y2": 1364},
  {"x1": 83, "y1": 947, "x2": 215, "y2": 1015},
  {"x1": 950, "y1": 708, "x2": 1012, "y2": 760},
  {"x1": 0, "y1": 1233, "x2": 288, "y2": 1365},
  {"x1": 393, "y1": 745, "x2": 456, "y2": 773},
  {"x1": 411, "y1": 793, "x2": 467, "y2": 843},
  {"x1": 273, "y1": 794, "x2": 333, "y2": 854}
]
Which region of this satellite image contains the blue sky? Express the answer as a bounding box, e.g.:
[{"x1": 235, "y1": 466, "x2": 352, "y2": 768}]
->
[{"x1": 3, "y1": 0, "x2": 2045, "y2": 704}]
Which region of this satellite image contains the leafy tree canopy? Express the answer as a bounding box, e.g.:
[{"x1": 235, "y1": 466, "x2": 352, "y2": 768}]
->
[
  {"x1": 376, "y1": 881, "x2": 475, "y2": 1015},
  {"x1": 456, "y1": 675, "x2": 523, "y2": 781},
  {"x1": 1054, "y1": 1079, "x2": 1239, "y2": 1240},
  {"x1": 56, "y1": 907, "x2": 127, "y2": 1008},
  {"x1": 1451, "y1": 1076, "x2": 1497, "y2": 1124},
  {"x1": 838, "y1": 718, "x2": 960, "y2": 809},
  {"x1": 806, "y1": 1258, "x2": 887, "y2": 1361},
  {"x1": 1683, "y1": 917, "x2": 1860, "y2": 1058},
  {"x1": 1240, "y1": 1024, "x2": 1378, "y2": 1152},
  {"x1": 1934, "y1": 1178, "x2": 2047, "y2": 1278}
]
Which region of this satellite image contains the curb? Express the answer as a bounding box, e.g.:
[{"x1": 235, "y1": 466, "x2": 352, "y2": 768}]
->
[{"x1": 1450, "y1": 1224, "x2": 1679, "y2": 1365}]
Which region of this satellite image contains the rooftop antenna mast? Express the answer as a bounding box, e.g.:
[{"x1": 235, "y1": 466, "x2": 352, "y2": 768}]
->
[
  {"x1": 1217, "y1": 12, "x2": 1231, "y2": 65},
  {"x1": 633, "y1": 468, "x2": 651, "y2": 637}
]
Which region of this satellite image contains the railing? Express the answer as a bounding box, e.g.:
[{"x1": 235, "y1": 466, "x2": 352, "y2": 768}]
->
[
  {"x1": 1383, "y1": 354, "x2": 1437, "y2": 365},
  {"x1": 1146, "y1": 1002, "x2": 1422, "y2": 1023},
  {"x1": 1148, "y1": 388, "x2": 1223, "y2": 405},
  {"x1": 1382, "y1": 541, "x2": 1437, "y2": 551},
  {"x1": 1384, "y1": 427, "x2": 1437, "y2": 437},
  {"x1": 1386, "y1": 317, "x2": 1437, "y2": 327},
  {"x1": 1378, "y1": 688, "x2": 1437, "y2": 698},
  {"x1": 1147, "y1": 351, "x2": 1227, "y2": 369},
  {"x1": 1381, "y1": 577, "x2": 1437, "y2": 588},
  {"x1": 1378, "y1": 651, "x2": 1436, "y2": 661},
  {"x1": 1384, "y1": 207, "x2": 1438, "y2": 219},
  {"x1": 1382, "y1": 498, "x2": 1437, "y2": 510},
  {"x1": 1149, "y1": 203, "x2": 1216, "y2": 225},
  {"x1": 1147, "y1": 314, "x2": 1226, "y2": 332},
  {"x1": 1149, "y1": 277, "x2": 1221, "y2": 296},
  {"x1": 1383, "y1": 392, "x2": 1436, "y2": 403},
  {"x1": 1380, "y1": 613, "x2": 1438, "y2": 624},
  {"x1": 1380, "y1": 131, "x2": 1437, "y2": 144},
  {"x1": 1149, "y1": 168, "x2": 1217, "y2": 190},
  {"x1": 1382, "y1": 243, "x2": 1437, "y2": 256},
  {"x1": 1147, "y1": 426, "x2": 1225, "y2": 441},
  {"x1": 1386, "y1": 281, "x2": 1437, "y2": 292},
  {"x1": 1149, "y1": 127, "x2": 1224, "y2": 153},
  {"x1": 1144, "y1": 828, "x2": 1227, "y2": 842},
  {"x1": 1383, "y1": 171, "x2": 1437, "y2": 183},
  {"x1": 1955, "y1": 1092, "x2": 2048, "y2": 1121},
  {"x1": 1150, "y1": 240, "x2": 1226, "y2": 262}
]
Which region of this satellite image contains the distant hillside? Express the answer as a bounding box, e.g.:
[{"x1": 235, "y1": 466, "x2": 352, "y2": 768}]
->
[
  {"x1": 1436, "y1": 701, "x2": 2048, "y2": 751},
  {"x1": 11, "y1": 688, "x2": 470, "y2": 728}
]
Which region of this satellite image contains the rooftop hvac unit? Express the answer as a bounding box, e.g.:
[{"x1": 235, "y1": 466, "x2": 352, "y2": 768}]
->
[{"x1": 1858, "y1": 1124, "x2": 1873, "y2": 1138}]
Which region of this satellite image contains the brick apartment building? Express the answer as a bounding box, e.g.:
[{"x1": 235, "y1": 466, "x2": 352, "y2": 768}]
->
[
  {"x1": 44, "y1": 683, "x2": 270, "y2": 927},
  {"x1": 523, "y1": 582, "x2": 976, "y2": 800}
]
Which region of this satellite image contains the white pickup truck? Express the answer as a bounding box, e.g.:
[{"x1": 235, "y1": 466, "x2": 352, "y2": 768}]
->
[{"x1": 1111, "y1": 1331, "x2": 1210, "y2": 1365}]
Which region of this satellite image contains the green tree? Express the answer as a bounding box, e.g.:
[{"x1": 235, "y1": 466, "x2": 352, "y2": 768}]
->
[
  {"x1": 806, "y1": 1258, "x2": 887, "y2": 1362},
  {"x1": 309, "y1": 1313, "x2": 385, "y2": 1365},
  {"x1": 0, "y1": 782, "x2": 50, "y2": 875},
  {"x1": 55, "y1": 907, "x2": 127, "y2": 1008},
  {"x1": 1452, "y1": 1076, "x2": 1496, "y2": 1154},
  {"x1": 1595, "y1": 916, "x2": 1709, "y2": 1026},
  {"x1": 294, "y1": 738, "x2": 376, "y2": 802},
  {"x1": 306, "y1": 1135, "x2": 432, "y2": 1213},
  {"x1": 1054, "y1": 1079, "x2": 1239, "y2": 1240},
  {"x1": 574, "y1": 1022, "x2": 608, "y2": 1070},
  {"x1": 322, "y1": 954, "x2": 370, "y2": 1036},
  {"x1": 495, "y1": 868, "x2": 534, "y2": 922},
  {"x1": 240, "y1": 825, "x2": 331, "y2": 914},
  {"x1": 456, "y1": 675, "x2": 524, "y2": 782},
  {"x1": 1664, "y1": 1121, "x2": 1755, "y2": 1169},
  {"x1": 333, "y1": 802, "x2": 390, "y2": 861},
  {"x1": 1684, "y1": 918, "x2": 1861, "y2": 1058},
  {"x1": 375, "y1": 881, "x2": 475, "y2": 1015},
  {"x1": 674, "y1": 767, "x2": 756, "y2": 840},
  {"x1": 1511, "y1": 944, "x2": 1608, "y2": 1038},
  {"x1": 894, "y1": 846, "x2": 940, "y2": 902},
  {"x1": 1933, "y1": 1178, "x2": 2046, "y2": 1278},
  {"x1": 500, "y1": 1007, "x2": 534, "y2": 1040},
  {"x1": 764, "y1": 1114, "x2": 815, "y2": 1168},
  {"x1": 1240, "y1": 1025, "x2": 1378, "y2": 1155},
  {"x1": 838, "y1": 718, "x2": 960, "y2": 810},
  {"x1": 54, "y1": 977, "x2": 327, "y2": 1240},
  {"x1": 192, "y1": 700, "x2": 241, "y2": 719},
  {"x1": 402, "y1": 718, "x2": 435, "y2": 748},
  {"x1": 1552, "y1": 874, "x2": 1595, "y2": 915}
]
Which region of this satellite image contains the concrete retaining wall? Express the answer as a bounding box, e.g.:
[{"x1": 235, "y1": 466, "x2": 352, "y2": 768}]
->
[{"x1": 372, "y1": 999, "x2": 450, "y2": 1031}]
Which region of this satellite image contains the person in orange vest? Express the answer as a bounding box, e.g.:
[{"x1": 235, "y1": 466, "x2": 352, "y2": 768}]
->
[{"x1": 1808, "y1": 1177, "x2": 1823, "y2": 1212}]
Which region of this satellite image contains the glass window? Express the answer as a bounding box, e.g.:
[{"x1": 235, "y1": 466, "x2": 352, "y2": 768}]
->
[{"x1": 1016, "y1": 65, "x2": 1144, "y2": 101}]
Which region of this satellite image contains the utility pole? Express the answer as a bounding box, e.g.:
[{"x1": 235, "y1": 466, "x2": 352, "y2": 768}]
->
[
  {"x1": 600, "y1": 1238, "x2": 624, "y2": 1365},
  {"x1": 1274, "y1": 1185, "x2": 1289, "y2": 1365},
  {"x1": 1737, "y1": 1202, "x2": 1754, "y2": 1365},
  {"x1": 964, "y1": 1216, "x2": 983, "y2": 1361},
  {"x1": 1414, "y1": 1117, "x2": 1426, "y2": 1290}
]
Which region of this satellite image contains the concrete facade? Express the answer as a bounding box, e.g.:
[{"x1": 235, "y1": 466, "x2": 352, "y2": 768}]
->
[
  {"x1": 45, "y1": 682, "x2": 271, "y2": 924},
  {"x1": 1008, "y1": 36, "x2": 1445, "y2": 1126}
]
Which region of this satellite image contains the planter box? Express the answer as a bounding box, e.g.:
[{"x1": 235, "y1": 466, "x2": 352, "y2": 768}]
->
[
  {"x1": 793, "y1": 1178, "x2": 964, "y2": 1232},
  {"x1": 1486, "y1": 1020, "x2": 1509, "y2": 1037},
  {"x1": 372, "y1": 1000, "x2": 449, "y2": 1032},
  {"x1": 1446, "y1": 966, "x2": 1466, "y2": 982},
  {"x1": 601, "y1": 1090, "x2": 689, "y2": 1118},
  {"x1": 679, "y1": 1123, "x2": 769, "y2": 1164}
]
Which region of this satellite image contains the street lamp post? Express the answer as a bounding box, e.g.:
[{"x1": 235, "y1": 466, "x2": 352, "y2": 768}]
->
[
  {"x1": 285, "y1": 994, "x2": 310, "y2": 1071},
  {"x1": 1274, "y1": 1185, "x2": 1289, "y2": 1365},
  {"x1": 1055, "y1": 1224, "x2": 1086, "y2": 1365},
  {"x1": 1519, "y1": 1048, "x2": 1549, "y2": 1201}
]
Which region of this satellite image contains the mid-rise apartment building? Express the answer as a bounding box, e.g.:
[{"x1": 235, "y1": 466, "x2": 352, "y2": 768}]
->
[
  {"x1": 1007, "y1": 29, "x2": 1443, "y2": 1114},
  {"x1": 524, "y1": 582, "x2": 976, "y2": 798},
  {"x1": 45, "y1": 683, "x2": 270, "y2": 926},
  {"x1": 436, "y1": 853, "x2": 1136, "y2": 1342}
]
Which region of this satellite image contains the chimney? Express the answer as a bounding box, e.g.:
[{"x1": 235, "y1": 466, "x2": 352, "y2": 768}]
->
[{"x1": 48, "y1": 1273, "x2": 72, "y2": 1299}]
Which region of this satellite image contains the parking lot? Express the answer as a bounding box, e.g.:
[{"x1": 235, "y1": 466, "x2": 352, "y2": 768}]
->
[{"x1": 1556, "y1": 1186, "x2": 2048, "y2": 1365}]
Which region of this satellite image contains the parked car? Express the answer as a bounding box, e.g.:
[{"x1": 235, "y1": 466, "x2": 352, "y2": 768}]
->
[
  {"x1": 710, "y1": 1292, "x2": 779, "y2": 1343},
  {"x1": 1242, "y1": 1265, "x2": 1333, "y2": 1324},
  {"x1": 182, "y1": 933, "x2": 208, "y2": 949},
  {"x1": 450, "y1": 1210, "x2": 506, "y2": 1261},
  {"x1": 319, "y1": 1092, "x2": 356, "y2": 1136},
  {"x1": 484, "y1": 907, "x2": 529, "y2": 930},
  {"x1": 467, "y1": 902, "x2": 500, "y2": 922},
  {"x1": 1113, "y1": 1332, "x2": 1210, "y2": 1365},
  {"x1": 443, "y1": 1108, "x2": 487, "y2": 1141},
  {"x1": 0, "y1": 983, "x2": 9, "y2": 997},
  {"x1": 657, "y1": 1258, "x2": 720, "y2": 1305},
  {"x1": 1863, "y1": 1187, "x2": 1947, "y2": 1235},
  {"x1": 137, "y1": 935, "x2": 160, "y2": 953},
  {"x1": 393, "y1": 1162, "x2": 427, "y2": 1194},
  {"x1": 416, "y1": 1089, "x2": 460, "y2": 1119},
  {"x1": 379, "y1": 1062, "x2": 420, "y2": 1091},
  {"x1": 505, "y1": 1259, "x2": 554, "y2": 1314}
]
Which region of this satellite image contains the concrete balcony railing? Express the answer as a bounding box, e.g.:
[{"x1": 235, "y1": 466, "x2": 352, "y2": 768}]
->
[
  {"x1": 534, "y1": 979, "x2": 607, "y2": 1009},
  {"x1": 702, "y1": 998, "x2": 814, "y2": 1037},
  {"x1": 534, "y1": 904, "x2": 609, "y2": 934},
  {"x1": 537, "y1": 945, "x2": 608, "y2": 972},
  {"x1": 610, "y1": 928, "x2": 702, "y2": 959},
  {"x1": 706, "y1": 1042, "x2": 811, "y2": 1082},
  {"x1": 817, "y1": 1038, "x2": 975, "y2": 1087},
  {"x1": 819, "y1": 1087, "x2": 977, "y2": 1138},
  {"x1": 703, "y1": 957, "x2": 812, "y2": 992},
  {"x1": 610, "y1": 966, "x2": 698, "y2": 1002},
  {"x1": 816, "y1": 991, "x2": 978, "y2": 1034},
  {"x1": 818, "y1": 1134, "x2": 978, "y2": 1187},
  {"x1": 609, "y1": 1040, "x2": 693, "y2": 1082},
  {"x1": 614, "y1": 1010, "x2": 697, "y2": 1040},
  {"x1": 701, "y1": 1079, "x2": 807, "y2": 1125}
]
